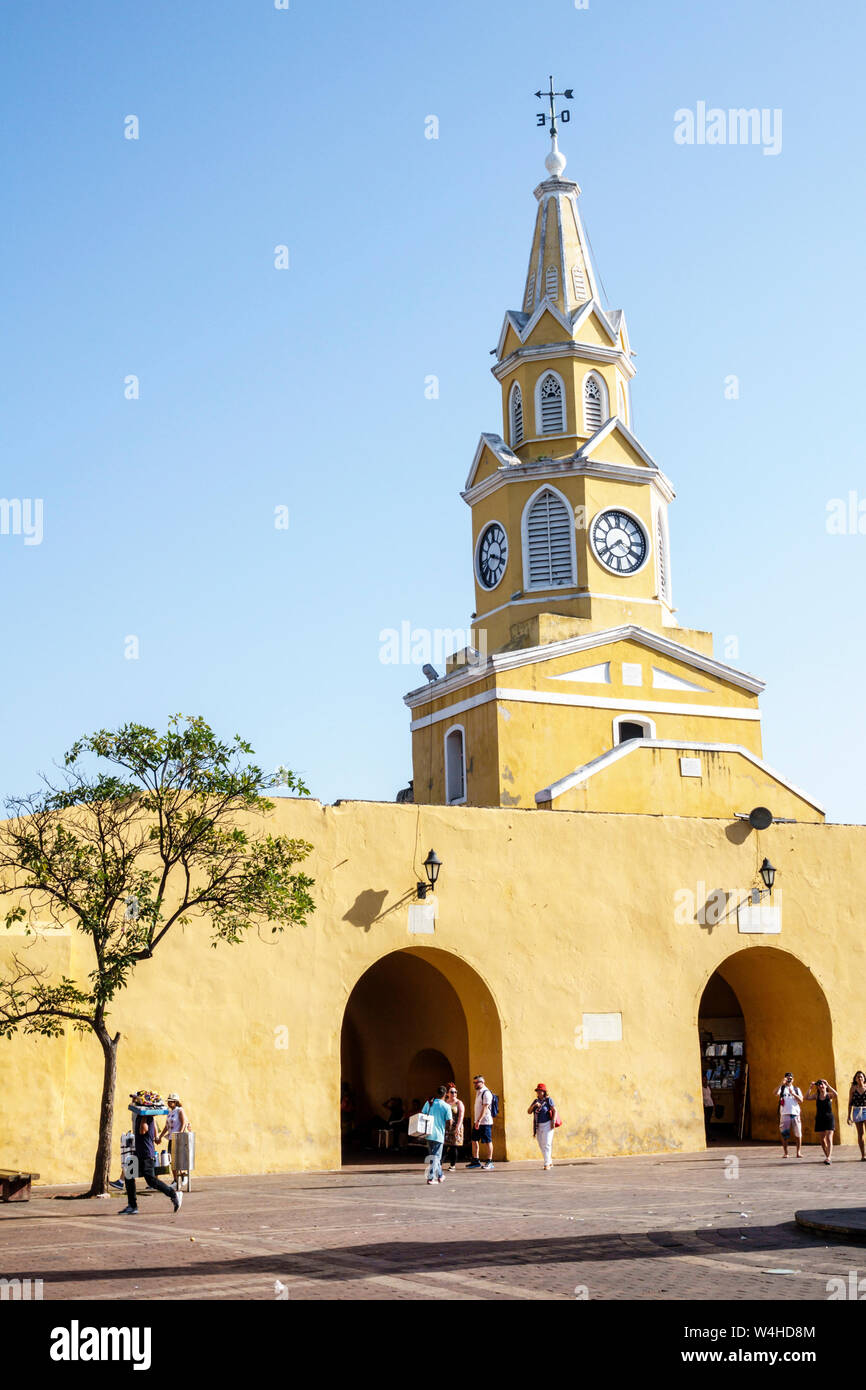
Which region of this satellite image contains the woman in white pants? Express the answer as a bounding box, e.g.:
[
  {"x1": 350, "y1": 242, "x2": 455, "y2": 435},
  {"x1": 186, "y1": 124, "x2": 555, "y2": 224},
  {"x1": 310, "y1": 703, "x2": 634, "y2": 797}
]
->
[{"x1": 528, "y1": 1083, "x2": 558, "y2": 1169}]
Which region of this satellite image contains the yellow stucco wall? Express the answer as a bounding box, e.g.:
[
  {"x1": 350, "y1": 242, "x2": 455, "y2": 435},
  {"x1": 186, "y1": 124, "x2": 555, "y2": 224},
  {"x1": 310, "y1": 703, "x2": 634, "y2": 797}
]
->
[
  {"x1": 1, "y1": 797, "x2": 860, "y2": 1187},
  {"x1": 543, "y1": 744, "x2": 822, "y2": 821},
  {"x1": 410, "y1": 634, "x2": 764, "y2": 809}
]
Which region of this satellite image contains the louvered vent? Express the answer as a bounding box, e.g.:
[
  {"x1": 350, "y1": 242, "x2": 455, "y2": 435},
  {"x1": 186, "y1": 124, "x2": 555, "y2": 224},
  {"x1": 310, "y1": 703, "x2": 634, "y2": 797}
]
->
[
  {"x1": 571, "y1": 264, "x2": 586, "y2": 298},
  {"x1": 545, "y1": 265, "x2": 558, "y2": 299},
  {"x1": 510, "y1": 384, "x2": 524, "y2": 446},
  {"x1": 657, "y1": 515, "x2": 669, "y2": 602},
  {"x1": 584, "y1": 376, "x2": 603, "y2": 433},
  {"x1": 539, "y1": 373, "x2": 564, "y2": 434},
  {"x1": 526, "y1": 489, "x2": 574, "y2": 587},
  {"x1": 525, "y1": 274, "x2": 535, "y2": 310}
]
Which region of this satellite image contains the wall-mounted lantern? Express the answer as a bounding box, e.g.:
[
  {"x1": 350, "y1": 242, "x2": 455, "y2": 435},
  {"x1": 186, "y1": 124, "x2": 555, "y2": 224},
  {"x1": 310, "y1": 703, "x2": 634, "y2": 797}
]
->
[
  {"x1": 416, "y1": 849, "x2": 442, "y2": 900},
  {"x1": 759, "y1": 857, "x2": 776, "y2": 896}
]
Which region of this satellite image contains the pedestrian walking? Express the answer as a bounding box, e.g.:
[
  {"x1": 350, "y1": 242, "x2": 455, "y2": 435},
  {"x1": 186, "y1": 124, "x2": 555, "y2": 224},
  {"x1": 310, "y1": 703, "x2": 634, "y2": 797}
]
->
[
  {"x1": 847, "y1": 1071, "x2": 866, "y2": 1159},
  {"x1": 466, "y1": 1075, "x2": 495, "y2": 1170},
  {"x1": 120, "y1": 1109, "x2": 182, "y2": 1216},
  {"x1": 805, "y1": 1079, "x2": 838, "y2": 1163},
  {"x1": 443, "y1": 1083, "x2": 465, "y2": 1172},
  {"x1": 157, "y1": 1093, "x2": 190, "y2": 1191},
  {"x1": 527, "y1": 1083, "x2": 558, "y2": 1169},
  {"x1": 775, "y1": 1072, "x2": 804, "y2": 1158},
  {"x1": 421, "y1": 1085, "x2": 453, "y2": 1185}
]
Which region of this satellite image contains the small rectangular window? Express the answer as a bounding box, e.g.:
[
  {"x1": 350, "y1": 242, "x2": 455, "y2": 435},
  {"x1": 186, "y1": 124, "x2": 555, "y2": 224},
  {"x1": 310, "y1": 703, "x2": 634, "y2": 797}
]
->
[{"x1": 445, "y1": 728, "x2": 465, "y2": 804}]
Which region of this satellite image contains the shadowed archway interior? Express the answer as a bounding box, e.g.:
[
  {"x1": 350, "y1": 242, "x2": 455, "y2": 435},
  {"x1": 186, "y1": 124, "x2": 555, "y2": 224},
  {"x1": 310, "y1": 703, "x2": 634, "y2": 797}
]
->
[
  {"x1": 340, "y1": 947, "x2": 505, "y2": 1162},
  {"x1": 698, "y1": 947, "x2": 836, "y2": 1146}
]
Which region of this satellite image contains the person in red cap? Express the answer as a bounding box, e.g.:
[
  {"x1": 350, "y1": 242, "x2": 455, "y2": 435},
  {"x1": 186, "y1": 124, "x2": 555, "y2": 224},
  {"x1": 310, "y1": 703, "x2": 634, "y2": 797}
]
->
[{"x1": 527, "y1": 1083, "x2": 558, "y2": 1169}]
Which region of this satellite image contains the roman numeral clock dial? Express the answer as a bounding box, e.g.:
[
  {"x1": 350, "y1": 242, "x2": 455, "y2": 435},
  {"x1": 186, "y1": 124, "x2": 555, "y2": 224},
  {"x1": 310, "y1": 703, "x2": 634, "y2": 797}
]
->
[
  {"x1": 590, "y1": 509, "x2": 649, "y2": 575},
  {"x1": 476, "y1": 522, "x2": 508, "y2": 590}
]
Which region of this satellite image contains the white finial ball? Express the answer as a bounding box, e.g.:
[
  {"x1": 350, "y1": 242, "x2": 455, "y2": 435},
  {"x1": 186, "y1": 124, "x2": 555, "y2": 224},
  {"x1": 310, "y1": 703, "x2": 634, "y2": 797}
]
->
[{"x1": 545, "y1": 146, "x2": 567, "y2": 178}]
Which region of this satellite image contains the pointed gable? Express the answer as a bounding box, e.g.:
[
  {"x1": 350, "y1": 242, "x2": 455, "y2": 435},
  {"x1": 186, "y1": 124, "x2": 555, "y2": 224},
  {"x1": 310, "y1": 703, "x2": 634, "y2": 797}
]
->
[{"x1": 576, "y1": 418, "x2": 658, "y2": 471}]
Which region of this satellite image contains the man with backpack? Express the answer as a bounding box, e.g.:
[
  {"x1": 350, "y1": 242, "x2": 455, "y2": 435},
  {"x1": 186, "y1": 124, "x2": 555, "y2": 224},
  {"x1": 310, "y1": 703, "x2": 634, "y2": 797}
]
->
[{"x1": 467, "y1": 1074, "x2": 497, "y2": 1170}]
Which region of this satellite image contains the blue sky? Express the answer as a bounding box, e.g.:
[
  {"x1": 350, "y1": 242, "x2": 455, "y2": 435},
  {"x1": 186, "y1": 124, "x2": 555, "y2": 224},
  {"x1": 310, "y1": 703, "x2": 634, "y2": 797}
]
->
[{"x1": 1, "y1": 0, "x2": 864, "y2": 821}]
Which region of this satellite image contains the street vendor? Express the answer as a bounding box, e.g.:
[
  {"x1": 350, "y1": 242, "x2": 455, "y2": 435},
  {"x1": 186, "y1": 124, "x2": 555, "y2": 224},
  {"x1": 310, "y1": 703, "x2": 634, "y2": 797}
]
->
[
  {"x1": 120, "y1": 1099, "x2": 182, "y2": 1217},
  {"x1": 158, "y1": 1093, "x2": 191, "y2": 1192}
]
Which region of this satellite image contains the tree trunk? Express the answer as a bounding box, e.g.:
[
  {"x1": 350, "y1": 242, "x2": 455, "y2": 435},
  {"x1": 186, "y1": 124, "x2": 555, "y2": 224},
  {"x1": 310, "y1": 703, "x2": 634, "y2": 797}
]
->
[{"x1": 86, "y1": 1026, "x2": 120, "y2": 1196}]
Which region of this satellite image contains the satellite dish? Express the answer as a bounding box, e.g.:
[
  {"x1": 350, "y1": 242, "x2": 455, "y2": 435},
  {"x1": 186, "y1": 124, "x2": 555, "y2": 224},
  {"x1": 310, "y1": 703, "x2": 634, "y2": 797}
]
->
[{"x1": 748, "y1": 807, "x2": 773, "y2": 830}]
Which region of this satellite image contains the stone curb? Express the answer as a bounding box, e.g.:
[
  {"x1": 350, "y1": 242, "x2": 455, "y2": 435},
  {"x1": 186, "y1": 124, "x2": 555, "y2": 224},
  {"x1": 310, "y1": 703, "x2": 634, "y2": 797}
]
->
[{"x1": 795, "y1": 1208, "x2": 866, "y2": 1239}]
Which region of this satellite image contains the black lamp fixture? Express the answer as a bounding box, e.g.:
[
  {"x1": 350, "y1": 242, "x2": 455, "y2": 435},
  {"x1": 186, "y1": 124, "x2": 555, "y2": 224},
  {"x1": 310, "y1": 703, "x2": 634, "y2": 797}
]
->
[
  {"x1": 416, "y1": 849, "x2": 442, "y2": 900},
  {"x1": 759, "y1": 857, "x2": 776, "y2": 895}
]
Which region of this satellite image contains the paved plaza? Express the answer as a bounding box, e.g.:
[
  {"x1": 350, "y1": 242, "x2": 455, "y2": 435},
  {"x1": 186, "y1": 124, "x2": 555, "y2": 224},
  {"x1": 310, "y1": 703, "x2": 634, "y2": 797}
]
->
[{"x1": 4, "y1": 1144, "x2": 866, "y2": 1301}]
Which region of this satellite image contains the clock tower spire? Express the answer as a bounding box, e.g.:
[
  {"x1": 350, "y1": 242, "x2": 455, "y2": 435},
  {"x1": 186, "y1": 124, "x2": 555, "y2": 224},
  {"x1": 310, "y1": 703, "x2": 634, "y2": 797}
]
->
[
  {"x1": 464, "y1": 105, "x2": 679, "y2": 655},
  {"x1": 402, "y1": 104, "x2": 809, "y2": 823}
]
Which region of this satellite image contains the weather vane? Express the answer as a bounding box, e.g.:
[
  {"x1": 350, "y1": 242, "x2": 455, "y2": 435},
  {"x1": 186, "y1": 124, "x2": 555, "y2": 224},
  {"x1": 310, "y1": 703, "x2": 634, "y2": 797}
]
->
[{"x1": 535, "y1": 75, "x2": 574, "y2": 141}]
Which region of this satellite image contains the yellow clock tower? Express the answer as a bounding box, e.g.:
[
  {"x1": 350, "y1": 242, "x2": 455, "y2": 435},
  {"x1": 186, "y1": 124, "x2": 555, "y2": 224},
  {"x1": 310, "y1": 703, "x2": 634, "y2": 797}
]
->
[{"x1": 404, "y1": 110, "x2": 823, "y2": 826}]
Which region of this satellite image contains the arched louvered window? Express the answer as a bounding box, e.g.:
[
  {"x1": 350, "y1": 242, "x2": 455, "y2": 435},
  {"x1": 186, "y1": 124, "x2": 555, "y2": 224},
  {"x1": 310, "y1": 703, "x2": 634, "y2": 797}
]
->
[
  {"x1": 657, "y1": 514, "x2": 669, "y2": 604},
  {"x1": 545, "y1": 265, "x2": 558, "y2": 299},
  {"x1": 525, "y1": 273, "x2": 535, "y2": 310},
  {"x1": 524, "y1": 488, "x2": 575, "y2": 588},
  {"x1": 583, "y1": 373, "x2": 606, "y2": 433},
  {"x1": 571, "y1": 264, "x2": 586, "y2": 298},
  {"x1": 537, "y1": 372, "x2": 565, "y2": 435},
  {"x1": 509, "y1": 383, "x2": 524, "y2": 446}
]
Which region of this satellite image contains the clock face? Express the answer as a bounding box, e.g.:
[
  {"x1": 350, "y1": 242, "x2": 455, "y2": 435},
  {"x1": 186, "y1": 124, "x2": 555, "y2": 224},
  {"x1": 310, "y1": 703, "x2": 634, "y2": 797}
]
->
[
  {"x1": 590, "y1": 509, "x2": 648, "y2": 575},
  {"x1": 476, "y1": 522, "x2": 508, "y2": 590}
]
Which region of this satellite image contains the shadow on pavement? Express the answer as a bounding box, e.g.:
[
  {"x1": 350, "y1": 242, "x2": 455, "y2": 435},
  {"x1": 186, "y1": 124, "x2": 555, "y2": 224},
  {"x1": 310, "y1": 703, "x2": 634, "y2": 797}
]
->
[{"x1": 40, "y1": 1219, "x2": 832, "y2": 1286}]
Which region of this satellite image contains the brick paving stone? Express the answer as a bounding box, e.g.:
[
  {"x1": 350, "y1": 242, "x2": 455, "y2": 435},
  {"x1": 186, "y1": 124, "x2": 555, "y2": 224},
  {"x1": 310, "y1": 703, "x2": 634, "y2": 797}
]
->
[{"x1": 3, "y1": 1145, "x2": 866, "y2": 1301}]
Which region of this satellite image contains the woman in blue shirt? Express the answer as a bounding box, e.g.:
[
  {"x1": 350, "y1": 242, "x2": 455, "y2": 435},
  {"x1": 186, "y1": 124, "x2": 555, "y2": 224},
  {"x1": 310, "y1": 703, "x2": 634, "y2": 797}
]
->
[{"x1": 422, "y1": 1085, "x2": 453, "y2": 1184}]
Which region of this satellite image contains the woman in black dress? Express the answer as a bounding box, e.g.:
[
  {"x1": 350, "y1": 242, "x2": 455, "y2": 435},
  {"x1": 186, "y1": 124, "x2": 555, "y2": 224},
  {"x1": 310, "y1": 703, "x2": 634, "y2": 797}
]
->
[{"x1": 806, "y1": 1079, "x2": 838, "y2": 1163}]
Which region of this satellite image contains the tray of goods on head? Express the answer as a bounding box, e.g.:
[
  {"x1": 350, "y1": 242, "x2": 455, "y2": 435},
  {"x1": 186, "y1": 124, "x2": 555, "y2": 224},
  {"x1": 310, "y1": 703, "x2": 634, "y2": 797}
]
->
[{"x1": 128, "y1": 1089, "x2": 169, "y2": 1116}]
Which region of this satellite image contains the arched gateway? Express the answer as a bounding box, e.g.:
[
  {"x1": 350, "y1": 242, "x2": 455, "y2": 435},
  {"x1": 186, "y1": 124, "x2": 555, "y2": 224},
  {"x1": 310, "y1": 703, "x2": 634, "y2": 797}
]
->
[
  {"x1": 340, "y1": 947, "x2": 505, "y2": 1163},
  {"x1": 697, "y1": 947, "x2": 836, "y2": 1146}
]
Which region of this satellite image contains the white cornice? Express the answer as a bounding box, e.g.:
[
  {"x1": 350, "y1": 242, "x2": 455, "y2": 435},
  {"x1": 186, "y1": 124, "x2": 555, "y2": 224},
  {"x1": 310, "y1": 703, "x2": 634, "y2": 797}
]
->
[
  {"x1": 461, "y1": 453, "x2": 676, "y2": 508},
  {"x1": 492, "y1": 339, "x2": 636, "y2": 382},
  {"x1": 410, "y1": 688, "x2": 761, "y2": 731},
  {"x1": 536, "y1": 739, "x2": 824, "y2": 816},
  {"x1": 403, "y1": 623, "x2": 765, "y2": 709},
  {"x1": 533, "y1": 176, "x2": 582, "y2": 199}
]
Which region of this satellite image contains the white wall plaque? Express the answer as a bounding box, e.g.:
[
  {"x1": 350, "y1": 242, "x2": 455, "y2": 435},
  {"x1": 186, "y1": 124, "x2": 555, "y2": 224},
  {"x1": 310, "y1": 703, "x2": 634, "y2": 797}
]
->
[
  {"x1": 582, "y1": 1012, "x2": 623, "y2": 1042},
  {"x1": 408, "y1": 902, "x2": 437, "y2": 934},
  {"x1": 737, "y1": 902, "x2": 781, "y2": 934},
  {"x1": 679, "y1": 757, "x2": 701, "y2": 777},
  {"x1": 621, "y1": 663, "x2": 643, "y2": 687}
]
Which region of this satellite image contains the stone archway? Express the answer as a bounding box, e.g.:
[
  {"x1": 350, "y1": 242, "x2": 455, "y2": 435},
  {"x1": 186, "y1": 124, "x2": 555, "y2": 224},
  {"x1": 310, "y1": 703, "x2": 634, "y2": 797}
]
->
[
  {"x1": 697, "y1": 947, "x2": 836, "y2": 1146},
  {"x1": 340, "y1": 946, "x2": 505, "y2": 1162}
]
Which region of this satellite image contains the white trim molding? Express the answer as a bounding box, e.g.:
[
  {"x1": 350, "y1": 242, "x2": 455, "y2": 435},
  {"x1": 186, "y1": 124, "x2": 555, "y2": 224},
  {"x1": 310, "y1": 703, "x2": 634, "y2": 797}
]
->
[
  {"x1": 404, "y1": 622, "x2": 765, "y2": 710},
  {"x1": 409, "y1": 687, "x2": 762, "y2": 732}
]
